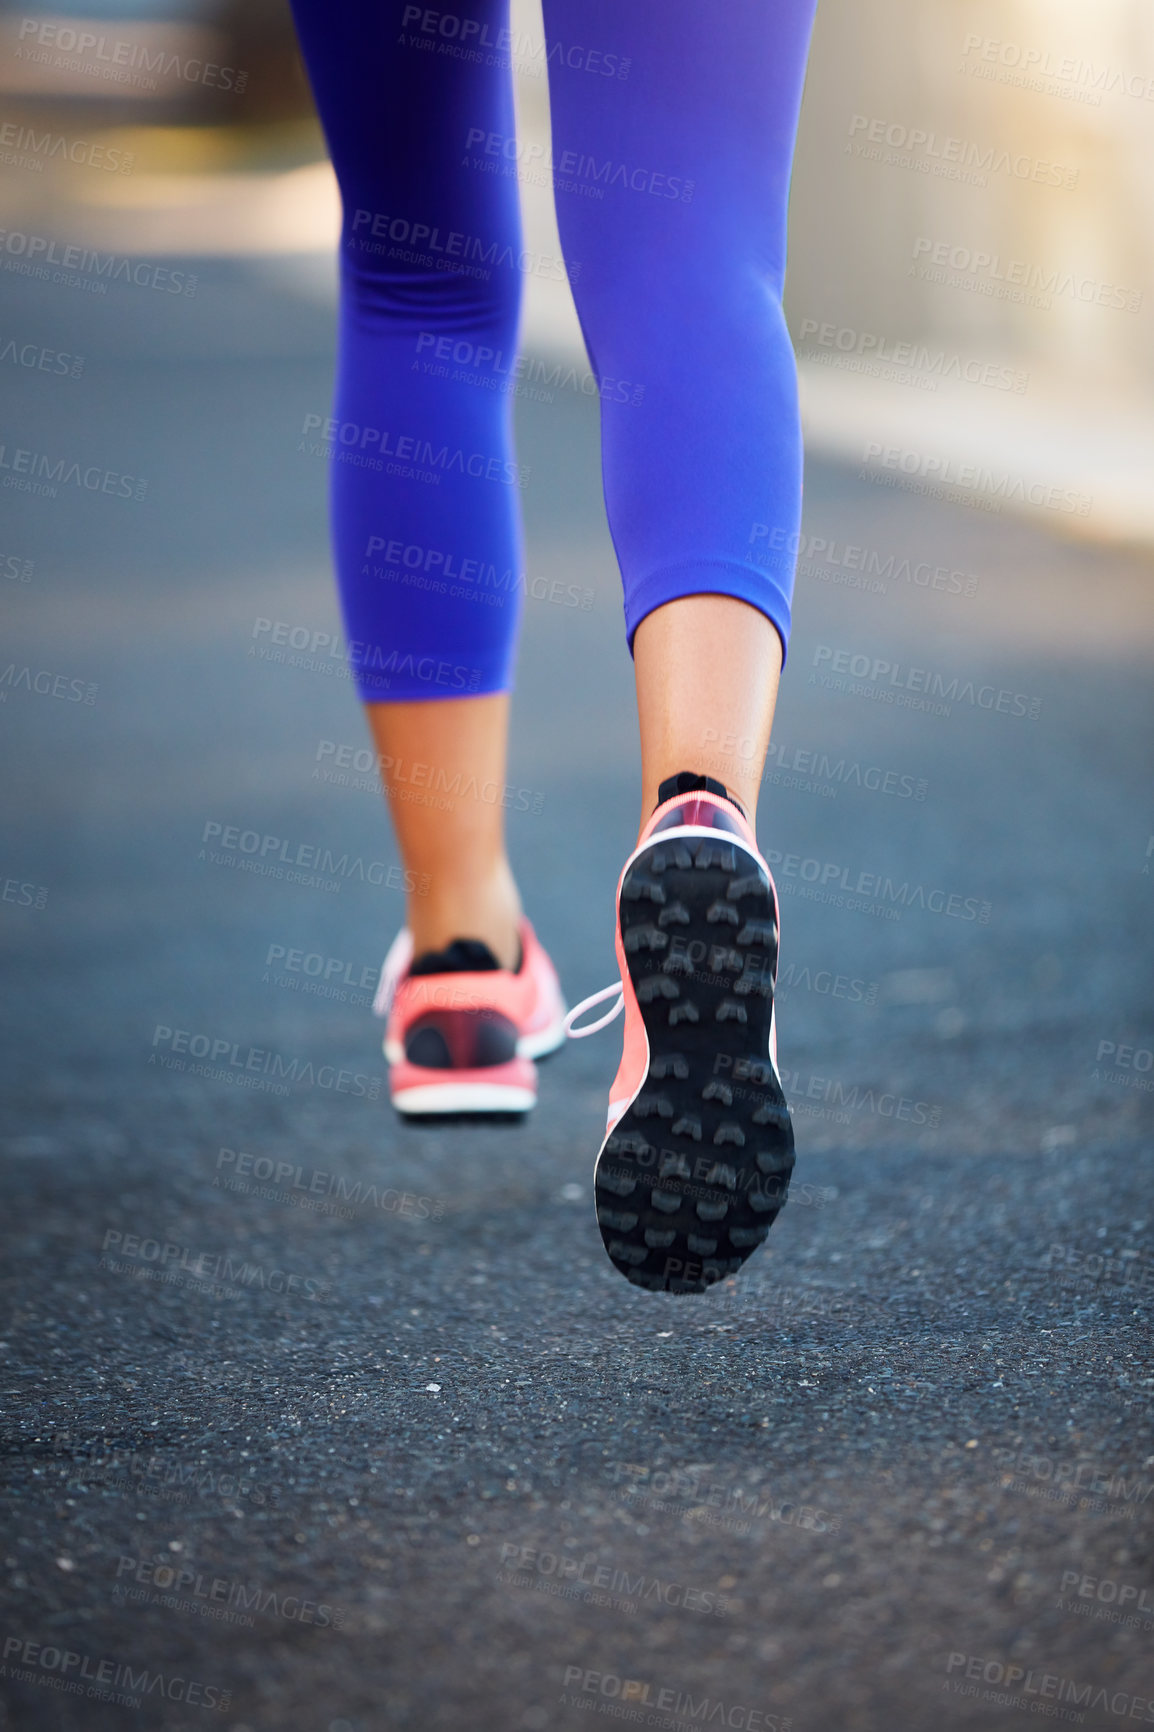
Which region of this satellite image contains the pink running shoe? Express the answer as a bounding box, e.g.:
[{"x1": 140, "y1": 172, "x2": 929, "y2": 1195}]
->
[
  {"x1": 374, "y1": 918, "x2": 566, "y2": 1118},
  {"x1": 565, "y1": 773, "x2": 794, "y2": 1294}
]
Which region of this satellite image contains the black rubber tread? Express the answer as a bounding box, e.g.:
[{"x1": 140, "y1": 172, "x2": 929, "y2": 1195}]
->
[
  {"x1": 594, "y1": 834, "x2": 795, "y2": 1295},
  {"x1": 401, "y1": 1108, "x2": 529, "y2": 1128}
]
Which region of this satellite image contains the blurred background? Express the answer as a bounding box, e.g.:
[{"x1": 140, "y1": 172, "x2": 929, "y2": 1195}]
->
[
  {"x1": 1, "y1": 5, "x2": 1152, "y2": 1729},
  {"x1": 2, "y1": 0, "x2": 1154, "y2": 538}
]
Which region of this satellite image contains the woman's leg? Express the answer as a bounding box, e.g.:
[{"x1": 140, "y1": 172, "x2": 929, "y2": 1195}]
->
[
  {"x1": 541, "y1": 0, "x2": 816, "y2": 1286},
  {"x1": 542, "y1": 0, "x2": 816, "y2": 824},
  {"x1": 364, "y1": 694, "x2": 521, "y2": 969},
  {"x1": 633, "y1": 595, "x2": 782, "y2": 830},
  {"x1": 289, "y1": 0, "x2": 526, "y2": 961}
]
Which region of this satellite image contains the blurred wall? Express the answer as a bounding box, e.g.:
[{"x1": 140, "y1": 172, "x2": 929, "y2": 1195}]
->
[
  {"x1": 2, "y1": 0, "x2": 1151, "y2": 402},
  {"x1": 786, "y1": 0, "x2": 1154, "y2": 396}
]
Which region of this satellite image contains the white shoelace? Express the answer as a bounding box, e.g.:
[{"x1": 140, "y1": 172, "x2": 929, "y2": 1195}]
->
[
  {"x1": 372, "y1": 927, "x2": 414, "y2": 1019},
  {"x1": 563, "y1": 981, "x2": 625, "y2": 1039}
]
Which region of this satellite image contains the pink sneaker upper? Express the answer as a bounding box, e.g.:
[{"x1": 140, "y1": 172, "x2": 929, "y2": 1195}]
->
[{"x1": 381, "y1": 915, "x2": 565, "y2": 1080}]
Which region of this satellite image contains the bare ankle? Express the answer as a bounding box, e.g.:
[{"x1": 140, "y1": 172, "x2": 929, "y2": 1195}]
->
[{"x1": 408, "y1": 861, "x2": 522, "y2": 970}]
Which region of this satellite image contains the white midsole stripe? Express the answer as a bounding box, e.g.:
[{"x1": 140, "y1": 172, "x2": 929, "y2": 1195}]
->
[
  {"x1": 518, "y1": 1011, "x2": 567, "y2": 1059},
  {"x1": 393, "y1": 1082, "x2": 536, "y2": 1114}
]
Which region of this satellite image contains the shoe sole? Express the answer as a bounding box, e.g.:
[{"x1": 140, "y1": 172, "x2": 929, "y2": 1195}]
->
[
  {"x1": 393, "y1": 1081, "x2": 536, "y2": 1118},
  {"x1": 594, "y1": 830, "x2": 795, "y2": 1295}
]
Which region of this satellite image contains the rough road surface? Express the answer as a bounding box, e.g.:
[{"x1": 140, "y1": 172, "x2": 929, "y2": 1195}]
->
[{"x1": 1, "y1": 258, "x2": 1152, "y2": 1732}]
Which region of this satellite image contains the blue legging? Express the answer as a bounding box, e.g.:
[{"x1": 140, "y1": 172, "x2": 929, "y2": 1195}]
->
[{"x1": 289, "y1": 0, "x2": 817, "y2": 701}]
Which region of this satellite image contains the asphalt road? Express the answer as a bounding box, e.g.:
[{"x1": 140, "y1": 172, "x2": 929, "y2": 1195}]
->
[{"x1": 1, "y1": 255, "x2": 1152, "y2": 1732}]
